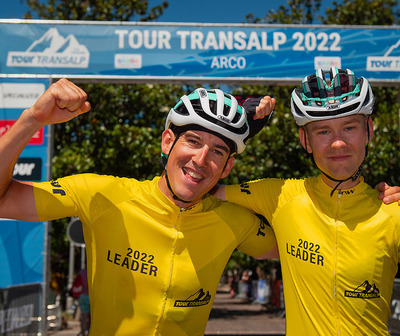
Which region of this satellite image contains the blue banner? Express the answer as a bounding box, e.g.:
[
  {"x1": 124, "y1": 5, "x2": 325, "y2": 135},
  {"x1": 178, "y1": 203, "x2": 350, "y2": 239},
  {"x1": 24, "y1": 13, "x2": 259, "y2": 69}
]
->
[
  {"x1": 0, "y1": 20, "x2": 400, "y2": 82},
  {"x1": 0, "y1": 78, "x2": 49, "y2": 287},
  {"x1": 0, "y1": 221, "x2": 45, "y2": 287}
]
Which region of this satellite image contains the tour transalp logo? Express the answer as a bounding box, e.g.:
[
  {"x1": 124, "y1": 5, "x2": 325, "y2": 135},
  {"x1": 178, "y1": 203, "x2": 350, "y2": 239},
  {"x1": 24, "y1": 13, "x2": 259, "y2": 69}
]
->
[
  {"x1": 174, "y1": 289, "x2": 211, "y2": 308},
  {"x1": 367, "y1": 39, "x2": 400, "y2": 72},
  {"x1": 7, "y1": 28, "x2": 90, "y2": 68},
  {"x1": 344, "y1": 280, "x2": 380, "y2": 299}
]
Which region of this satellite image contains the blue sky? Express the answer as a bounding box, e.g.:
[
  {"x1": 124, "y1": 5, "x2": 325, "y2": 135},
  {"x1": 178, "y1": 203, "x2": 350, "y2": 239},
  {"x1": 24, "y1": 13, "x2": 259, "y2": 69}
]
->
[{"x1": 0, "y1": 0, "x2": 335, "y2": 23}]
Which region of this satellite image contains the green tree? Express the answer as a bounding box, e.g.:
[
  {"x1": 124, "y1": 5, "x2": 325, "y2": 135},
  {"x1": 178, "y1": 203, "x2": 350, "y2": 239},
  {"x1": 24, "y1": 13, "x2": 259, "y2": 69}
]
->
[
  {"x1": 245, "y1": 0, "x2": 400, "y2": 26},
  {"x1": 246, "y1": 0, "x2": 322, "y2": 24},
  {"x1": 24, "y1": 0, "x2": 168, "y2": 21},
  {"x1": 323, "y1": 0, "x2": 400, "y2": 25}
]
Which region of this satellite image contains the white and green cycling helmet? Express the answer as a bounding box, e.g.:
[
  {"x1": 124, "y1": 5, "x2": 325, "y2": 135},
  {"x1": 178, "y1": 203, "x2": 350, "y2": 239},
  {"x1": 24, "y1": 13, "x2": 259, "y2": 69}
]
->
[
  {"x1": 291, "y1": 67, "x2": 374, "y2": 126},
  {"x1": 165, "y1": 87, "x2": 249, "y2": 154}
]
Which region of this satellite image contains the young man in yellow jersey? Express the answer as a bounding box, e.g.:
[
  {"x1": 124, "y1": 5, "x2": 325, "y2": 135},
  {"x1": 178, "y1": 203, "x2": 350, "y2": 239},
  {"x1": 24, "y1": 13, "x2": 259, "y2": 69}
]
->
[
  {"x1": 0, "y1": 79, "x2": 277, "y2": 335},
  {"x1": 215, "y1": 67, "x2": 400, "y2": 335}
]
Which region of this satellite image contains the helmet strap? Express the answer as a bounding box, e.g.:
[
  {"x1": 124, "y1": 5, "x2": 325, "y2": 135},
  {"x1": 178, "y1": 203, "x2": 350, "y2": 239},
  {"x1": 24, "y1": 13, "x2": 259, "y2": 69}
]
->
[
  {"x1": 164, "y1": 169, "x2": 192, "y2": 204},
  {"x1": 162, "y1": 133, "x2": 192, "y2": 204},
  {"x1": 322, "y1": 166, "x2": 362, "y2": 197}
]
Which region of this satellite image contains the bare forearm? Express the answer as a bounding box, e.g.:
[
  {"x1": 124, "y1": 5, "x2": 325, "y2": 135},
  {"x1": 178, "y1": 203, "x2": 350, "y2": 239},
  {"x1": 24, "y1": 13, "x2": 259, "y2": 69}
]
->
[
  {"x1": 0, "y1": 109, "x2": 44, "y2": 198},
  {"x1": 0, "y1": 78, "x2": 90, "y2": 197},
  {"x1": 0, "y1": 79, "x2": 90, "y2": 221}
]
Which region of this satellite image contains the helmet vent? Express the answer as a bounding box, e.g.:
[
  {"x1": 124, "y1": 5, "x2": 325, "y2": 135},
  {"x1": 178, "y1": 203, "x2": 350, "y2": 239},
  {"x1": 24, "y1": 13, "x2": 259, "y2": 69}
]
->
[
  {"x1": 190, "y1": 99, "x2": 205, "y2": 114},
  {"x1": 165, "y1": 87, "x2": 250, "y2": 154},
  {"x1": 209, "y1": 100, "x2": 218, "y2": 115},
  {"x1": 362, "y1": 90, "x2": 370, "y2": 107},
  {"x1": 175, "y1": 102, "x2": 190, "y2": 116}
]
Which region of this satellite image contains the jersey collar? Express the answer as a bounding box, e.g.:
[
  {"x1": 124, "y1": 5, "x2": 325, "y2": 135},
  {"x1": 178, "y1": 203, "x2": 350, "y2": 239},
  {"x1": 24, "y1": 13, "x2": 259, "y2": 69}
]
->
[
  {"x1": 153, "y1": 176, "x2": 204, "y2": 214},
  {"x1": 316, "y1": 174, "x2": 369, "y2": 198}
]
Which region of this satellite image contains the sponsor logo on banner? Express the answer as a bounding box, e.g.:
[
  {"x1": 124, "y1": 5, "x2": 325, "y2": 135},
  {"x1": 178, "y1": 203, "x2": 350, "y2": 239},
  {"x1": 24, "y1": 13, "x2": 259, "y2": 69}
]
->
[
  {"x1": 0, "y1": 83, "x2": 46, "y2": 108},
  {"x1": 7, "y1": 28, "x2": 90, "y2": 68},
  {"x1": 314, "y1": 57, "x2": 341, "y2": 70},
  {"x1": 114, "y1": 54, "x2": 142, "y2": 69},
  {"x1": 367, "y1": 39, "x2": 400, "y2": 71},
  {"x1": 0, "y1": 120, "x2": 44, "y2": 145},
  {"x1": 13, "y1": 158, "x2": 42, "y2": 181}
]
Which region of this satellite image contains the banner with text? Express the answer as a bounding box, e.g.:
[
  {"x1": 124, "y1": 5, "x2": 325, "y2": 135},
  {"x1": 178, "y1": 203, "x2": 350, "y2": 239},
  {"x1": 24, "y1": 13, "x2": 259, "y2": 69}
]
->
[
  {"x1": 0, "y1": 78, "x2": 50, "y2": 287},
  {"x1": 0, "y1": 21, "x2": 400, "y2": 82}
]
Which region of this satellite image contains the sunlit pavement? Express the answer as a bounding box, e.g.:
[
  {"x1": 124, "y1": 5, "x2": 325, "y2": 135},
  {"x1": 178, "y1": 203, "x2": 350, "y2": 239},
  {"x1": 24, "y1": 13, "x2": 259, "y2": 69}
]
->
[{"x1": 205, "y1": 286, "x2": 286, "y2": 336}]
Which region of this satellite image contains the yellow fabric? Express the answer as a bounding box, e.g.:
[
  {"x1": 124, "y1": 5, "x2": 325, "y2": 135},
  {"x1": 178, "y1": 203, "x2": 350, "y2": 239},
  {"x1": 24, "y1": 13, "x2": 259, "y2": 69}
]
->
[
  {"x1": 34, "y1": 174, "x2": 275, "y2": 336},
  {"x1": 226, "y1": 175, "x2": 400, "y2": 336}
]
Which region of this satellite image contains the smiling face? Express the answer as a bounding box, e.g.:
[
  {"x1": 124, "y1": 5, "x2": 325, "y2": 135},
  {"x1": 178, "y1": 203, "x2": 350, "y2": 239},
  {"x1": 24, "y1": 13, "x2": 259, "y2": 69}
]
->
[
  {"x1": 299, "y1": 115, "x2": 373, "y2": 189},
  {"x1": 159, "y1": 129, "x2": 235, "y2": 208}
]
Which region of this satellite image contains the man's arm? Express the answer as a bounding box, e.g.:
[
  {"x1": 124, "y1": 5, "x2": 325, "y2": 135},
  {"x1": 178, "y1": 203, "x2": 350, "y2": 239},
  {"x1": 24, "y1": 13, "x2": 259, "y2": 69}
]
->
[
  {"x1": 0, "y1": 79, "x2": 90, "y2": 221},
  {"x1": 375, "y1": 182, "x2": 400, "y2": 205},
  {"x1": 243, "y1": 96, "x2": 275, "y2": 140}
]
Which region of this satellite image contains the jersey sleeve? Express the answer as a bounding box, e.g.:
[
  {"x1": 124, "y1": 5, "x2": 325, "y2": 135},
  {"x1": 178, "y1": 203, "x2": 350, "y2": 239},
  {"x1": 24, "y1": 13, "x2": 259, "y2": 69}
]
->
[
  {"x1": 34, "y1": 174, "x2": 139, "y2": 223},
  {"x1": 33, "y1": 177, "x2": 80, "y2": 221},
  {"x1": 236, "y1": 211, "x2": 276, "y2": 258},
  {"x1": 224, "y1": 178, "x2": 285, "y2": 223},
  {"x1": 216, "y1": 201, "x2": 276, "y2": 258}
]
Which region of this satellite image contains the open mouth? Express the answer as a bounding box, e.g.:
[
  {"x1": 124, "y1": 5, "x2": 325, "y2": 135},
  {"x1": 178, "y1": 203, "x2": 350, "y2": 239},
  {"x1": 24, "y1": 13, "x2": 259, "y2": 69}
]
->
[{"x1": 183, "y1": 167, "x2": 204, "y2": 182}]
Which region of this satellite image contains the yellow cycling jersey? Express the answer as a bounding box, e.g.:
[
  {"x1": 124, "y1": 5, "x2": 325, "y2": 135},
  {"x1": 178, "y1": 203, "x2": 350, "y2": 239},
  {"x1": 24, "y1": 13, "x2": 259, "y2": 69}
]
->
[
  {"x1": 33, "y1": 174, "x2": 275, "y2": 336},
  {"x1": 226, "y1": 175, "x2": 400, "y2": 336}
]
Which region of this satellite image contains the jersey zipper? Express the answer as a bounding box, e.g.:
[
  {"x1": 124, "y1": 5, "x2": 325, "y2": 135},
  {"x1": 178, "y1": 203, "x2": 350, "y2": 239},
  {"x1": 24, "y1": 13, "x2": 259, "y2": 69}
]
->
[
  {"x1": 334, "y1": 190, "x2": 341, "y2": 335},
  {"x1": 155, "y1": 207, "x2": 183, "y2": 333}
]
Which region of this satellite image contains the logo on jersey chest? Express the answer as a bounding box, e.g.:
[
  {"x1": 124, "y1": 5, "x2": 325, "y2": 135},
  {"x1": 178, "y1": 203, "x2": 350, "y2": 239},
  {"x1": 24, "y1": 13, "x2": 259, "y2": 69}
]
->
[
  {"x1": 345, "y1": 280, "x2": 380, "y2": 299},
  {"x1": 174, "y1": 289, "x2": 211, "y2": 308}
]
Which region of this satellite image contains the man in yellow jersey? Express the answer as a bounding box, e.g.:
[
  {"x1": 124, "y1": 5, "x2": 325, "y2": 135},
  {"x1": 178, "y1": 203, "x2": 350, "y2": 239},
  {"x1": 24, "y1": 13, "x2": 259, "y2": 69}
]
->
[
  {"x1": 0, "y1": 79, "x2": 277, "y2": 336},
  {"x1": 215, "y1": 67, "x2": 400, "y2": 335}
]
